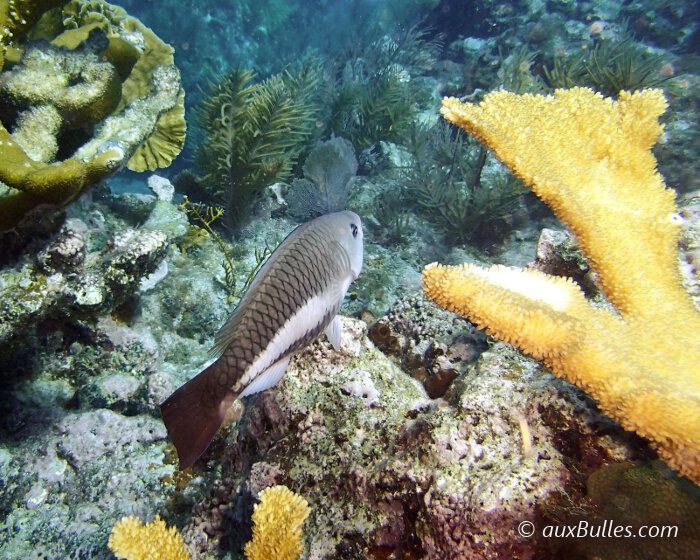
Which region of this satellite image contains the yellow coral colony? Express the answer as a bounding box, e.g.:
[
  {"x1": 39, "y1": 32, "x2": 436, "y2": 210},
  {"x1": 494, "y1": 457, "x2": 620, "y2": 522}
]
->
[
  {"x1": 108, "y1": 515, "x2": 192, "y2": 560},
  {"x1": 421, "y1": 88, "x2": 700, "y2": 485},
  {"x1": 245, "y1": 485, "x2": 311, "y2": 560}
]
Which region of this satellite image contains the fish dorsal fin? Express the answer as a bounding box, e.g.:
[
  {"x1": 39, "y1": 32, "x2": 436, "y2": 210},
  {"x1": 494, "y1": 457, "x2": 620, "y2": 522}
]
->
[
  {"x1": 209, "y1": 306, "x2": 244, "y2": 360},
  {"x1": 324, "y1": 316, "x2": 342, "y2": 351},
  {"x1": 238, "y1": 357, "x2": 290, "y2": 398}
]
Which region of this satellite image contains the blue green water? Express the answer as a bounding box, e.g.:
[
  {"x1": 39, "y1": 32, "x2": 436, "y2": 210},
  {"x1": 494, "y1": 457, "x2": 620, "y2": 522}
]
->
[{"x1": 1, "y1": 1, "x2": 699, "y2": 559}]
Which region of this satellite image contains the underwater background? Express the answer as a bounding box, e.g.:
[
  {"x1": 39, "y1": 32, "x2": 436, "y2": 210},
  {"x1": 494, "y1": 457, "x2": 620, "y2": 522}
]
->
[{"x1": 1, "y1": 0, "x2": 700, "y2": 558}]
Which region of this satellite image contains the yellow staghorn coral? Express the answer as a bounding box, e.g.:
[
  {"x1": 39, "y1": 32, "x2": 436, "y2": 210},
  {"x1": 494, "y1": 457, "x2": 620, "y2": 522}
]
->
[
  {"x1": 108, "y1": 515, "x2": 192, "y2": 560},
  {"x1": 422, "y1": 88, "x2": 700, "y2": 485},
  {"x1": 245, "y1": 485, "x2": 311, "y2": 560}
]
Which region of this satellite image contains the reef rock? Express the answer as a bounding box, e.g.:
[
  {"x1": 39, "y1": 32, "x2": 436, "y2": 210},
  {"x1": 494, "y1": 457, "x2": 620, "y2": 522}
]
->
[
  {"x1": 0, "y1": 223, "x2": 167, "y2": 347},
  {"x1": 183, "y1": 313, "x2": 641, "y2": 559}
]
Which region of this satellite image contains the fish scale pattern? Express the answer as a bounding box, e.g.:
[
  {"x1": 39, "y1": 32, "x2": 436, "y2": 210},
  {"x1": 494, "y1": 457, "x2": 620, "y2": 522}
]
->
[
  {"x1": 222, "y1": 222, "x2": 350, "y2": 392},
  {"x1": 159, "y1": 211, "x2": 361, "y2": 469}
]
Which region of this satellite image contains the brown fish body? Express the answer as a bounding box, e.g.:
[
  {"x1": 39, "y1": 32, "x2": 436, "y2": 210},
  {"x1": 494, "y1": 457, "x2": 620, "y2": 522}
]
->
[{"x1": 161, "y1": 211, "x2": 363, "y2": 468}]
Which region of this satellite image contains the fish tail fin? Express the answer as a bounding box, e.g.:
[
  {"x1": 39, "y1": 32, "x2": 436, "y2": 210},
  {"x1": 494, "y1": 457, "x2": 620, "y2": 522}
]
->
[{"x1": 160, "y1": 363, "x2": 236, "y2": 470}]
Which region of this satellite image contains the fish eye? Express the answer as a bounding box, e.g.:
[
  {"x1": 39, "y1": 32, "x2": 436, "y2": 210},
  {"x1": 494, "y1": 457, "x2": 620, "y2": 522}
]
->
[{"x1": 350, "y1": 223, "x2": 358, "y2": 238}]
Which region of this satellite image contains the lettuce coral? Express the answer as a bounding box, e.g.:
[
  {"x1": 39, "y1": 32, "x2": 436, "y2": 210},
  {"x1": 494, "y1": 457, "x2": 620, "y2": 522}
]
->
[
  {"x1": 108, "y1": 515, "x2": 192, "y2": 560},
  {"x1": 422, "y1": 88, "x2": 700, "y2": 485},
  {"x1": 0, "y1": 0, "x2": 185, "y2": 230},
  {"x1": 245, "y1": 485, "x2": 311, "y2": 560}
]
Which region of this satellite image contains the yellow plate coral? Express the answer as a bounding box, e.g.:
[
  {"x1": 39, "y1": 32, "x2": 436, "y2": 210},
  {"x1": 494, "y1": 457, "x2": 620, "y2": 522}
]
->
[{"x1": 0, "y1": 0, "x2": 185, "y2": 230}]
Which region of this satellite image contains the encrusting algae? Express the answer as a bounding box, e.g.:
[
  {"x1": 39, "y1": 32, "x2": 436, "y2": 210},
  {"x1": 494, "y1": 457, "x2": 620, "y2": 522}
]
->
[
  {"x1": 245, "y1": 485, "x2": 311, "y2": 560},
  {"x1": 422, "y1": 87, "x2": 700, "y2": 485}
]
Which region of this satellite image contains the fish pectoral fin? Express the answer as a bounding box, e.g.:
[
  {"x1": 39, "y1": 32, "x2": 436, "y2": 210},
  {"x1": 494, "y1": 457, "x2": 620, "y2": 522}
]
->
[
  {"x1": 160, "y1": 363, "x2": 237, "y2": 470},
  {"x1": 238, "y1": 357, "x2": 291, "y2": 399},
  {"x1": 324, "y1": 315, "x2": 342, "y2": 351}
]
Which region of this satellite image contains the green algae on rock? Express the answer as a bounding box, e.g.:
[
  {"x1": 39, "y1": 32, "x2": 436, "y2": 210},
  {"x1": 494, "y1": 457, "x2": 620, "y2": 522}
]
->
[{"x1": 180, "y1": 314, "x2": 646, "y2": 559}]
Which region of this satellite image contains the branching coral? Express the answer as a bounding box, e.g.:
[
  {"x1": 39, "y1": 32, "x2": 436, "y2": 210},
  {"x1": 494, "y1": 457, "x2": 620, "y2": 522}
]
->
[
  {"x1": 0, "y1": 0, "x2": 185, "y2": 230},
  {"x1": 244, "y1": 485, "x2": 311, "y2": 560},
  {"x1": 108, "y1": 515, "x2": 192, "y2": 560},
  {"x1": 422, "y1": 88, "x2": 700, "y2": 485}
]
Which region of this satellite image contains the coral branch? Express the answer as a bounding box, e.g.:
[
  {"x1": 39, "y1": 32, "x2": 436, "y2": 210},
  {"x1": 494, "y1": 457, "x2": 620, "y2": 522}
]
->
[
  {"x1": 245, "y1": 485, "x2": 310, "y2": 560},
  {"x1": 423, "y1": 88, "x2": 700, "y2": 485}
]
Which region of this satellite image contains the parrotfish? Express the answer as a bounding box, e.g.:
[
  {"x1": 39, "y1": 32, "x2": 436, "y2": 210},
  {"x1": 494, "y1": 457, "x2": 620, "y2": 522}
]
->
[{"x1": 161, "y1": 211, "x2": 364, "y2": 469}]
